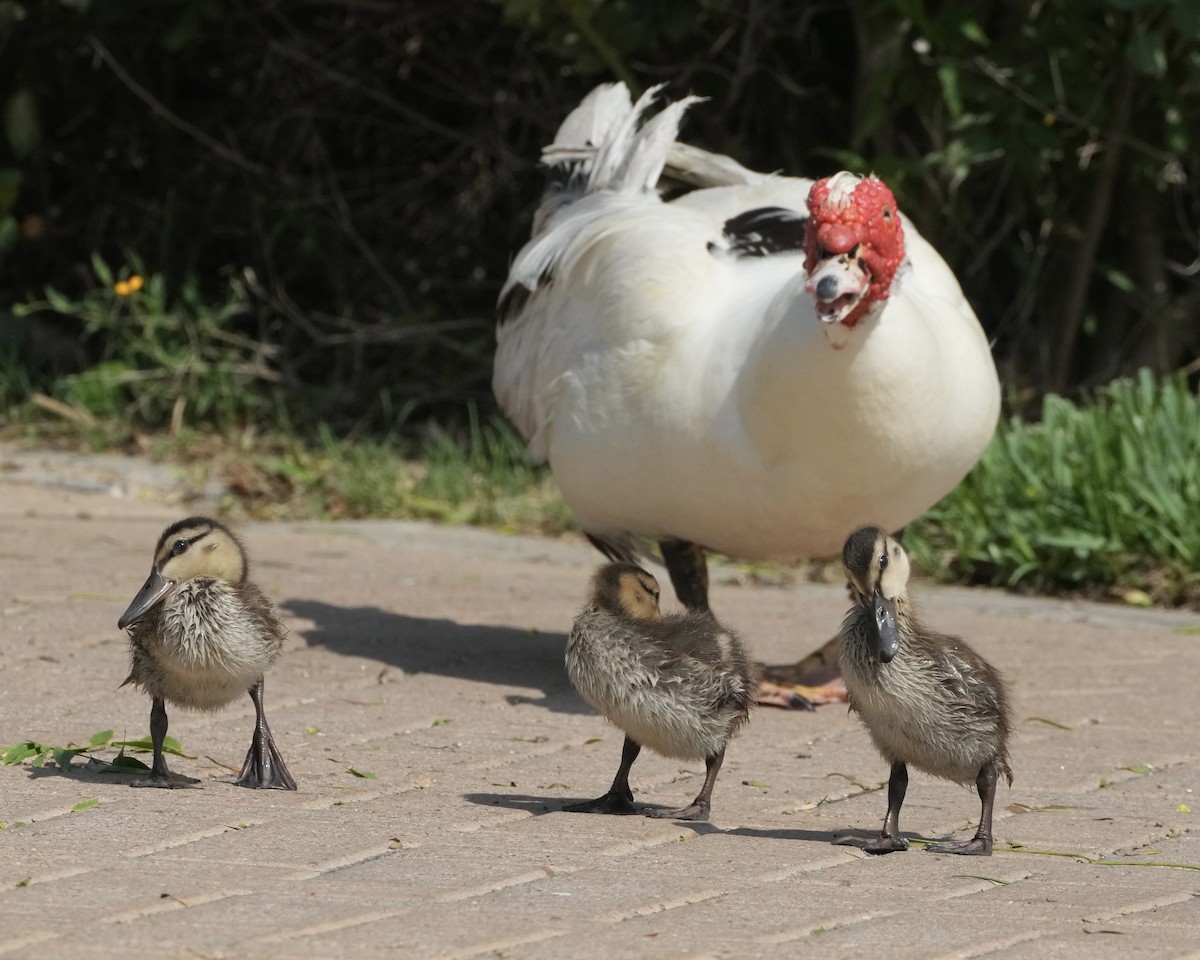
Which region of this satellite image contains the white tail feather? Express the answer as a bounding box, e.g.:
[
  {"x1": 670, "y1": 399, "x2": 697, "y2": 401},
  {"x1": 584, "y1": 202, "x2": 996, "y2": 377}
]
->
[
  {"x1": 541, "y1": 82, "x2": 633, "y2": 168},
  {"x1": 541, "y1": 83, "x2": 703, "y2": 195}
]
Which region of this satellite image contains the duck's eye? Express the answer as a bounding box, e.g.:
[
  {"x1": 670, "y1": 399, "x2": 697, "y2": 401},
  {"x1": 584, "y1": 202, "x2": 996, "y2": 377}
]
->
[
  {"x1": 879, "y1": 552, "x2": 889, "y2": 570},
  {"x1": 172, "y1": 539, "x2": 188, "y2": 556}
]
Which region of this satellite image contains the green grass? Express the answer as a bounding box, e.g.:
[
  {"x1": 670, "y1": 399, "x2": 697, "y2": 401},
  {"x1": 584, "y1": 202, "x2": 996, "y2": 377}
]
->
[
  {"x1": 182, "y1": 413, "x2": 574, "y2": 535},
  {"x1": 908, "y1": 370, "x2": 1200, "y2": 606}
]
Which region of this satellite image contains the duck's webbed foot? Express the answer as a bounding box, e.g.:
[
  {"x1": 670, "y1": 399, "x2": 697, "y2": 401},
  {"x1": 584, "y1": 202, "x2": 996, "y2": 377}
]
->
[
  {"x1": 235, "y1": 678, "x2": 297, "y2": 790},
  {"x1": 926, "y1": 835, "x2": 992, "y2": 856},
  {"x1": 645, "y1": 799, "x2": 709, "y2": 822},
  {"x1": 755, "y1": 634, "x2": 848, "y2": 710},
  {"x1": 562, "y1": 790, "x2": 639, "y2": 815},
  {"x1": 753, "y1": 681, "x2": 818, "y2": 711}
]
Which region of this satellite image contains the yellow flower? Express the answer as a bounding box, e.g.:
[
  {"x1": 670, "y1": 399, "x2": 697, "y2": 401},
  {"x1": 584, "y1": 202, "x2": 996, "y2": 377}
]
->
[{"x1": 114, "y1": 275, "x2": 144, "y2": 297}]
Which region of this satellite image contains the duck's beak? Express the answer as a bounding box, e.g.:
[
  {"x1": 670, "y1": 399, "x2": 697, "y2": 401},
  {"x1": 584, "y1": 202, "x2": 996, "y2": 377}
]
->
[
  {"x1": 804, "y1": 256, "x2": 869, "y2": 325},
  {"x1": 865, "y1": 586, "x2": 900, "y2": 663},
  {"x1": 118, "y1": 569, "x2": 175, "y2": 630}
]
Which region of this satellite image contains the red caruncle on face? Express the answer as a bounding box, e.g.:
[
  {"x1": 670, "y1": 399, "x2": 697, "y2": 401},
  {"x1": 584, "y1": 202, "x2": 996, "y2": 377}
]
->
[{"x1": 804, "y1": 175, "x2": 905, "y2": 320}]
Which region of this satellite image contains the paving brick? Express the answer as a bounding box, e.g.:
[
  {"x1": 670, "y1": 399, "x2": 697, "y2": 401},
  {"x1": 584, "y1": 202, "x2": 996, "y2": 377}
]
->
[{"x1": 2, "y1": 469, "x2": 1199, "y2": 959}]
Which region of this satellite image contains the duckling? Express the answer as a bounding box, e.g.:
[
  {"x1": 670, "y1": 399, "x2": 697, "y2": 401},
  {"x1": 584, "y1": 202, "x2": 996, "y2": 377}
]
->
[
  {"x1": 837, "y1": 526, "x2": 1012, "y2": 855},
  {"x1": 564, "y1": 562, "x2": 754, "y2": 821},
  {"x1": 117, "y1": 516, "x2": 296, "y2": 790}
]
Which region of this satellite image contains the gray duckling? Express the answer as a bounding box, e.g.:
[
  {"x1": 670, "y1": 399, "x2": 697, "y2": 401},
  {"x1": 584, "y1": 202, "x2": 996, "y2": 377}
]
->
[
  {"x1": 564, "y1": 561, "x2": 754, "y2": 821},
  {"x1": 117, "y1": 516, "x2": 296, "y2": 790},
  {"x1": 838, "y1": 526, "x2": 1012, "y2": 855}
]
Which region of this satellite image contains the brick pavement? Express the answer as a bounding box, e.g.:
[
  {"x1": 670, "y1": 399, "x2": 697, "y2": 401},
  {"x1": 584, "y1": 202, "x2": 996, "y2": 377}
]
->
[{"x1": 1, "y1": 470, "x2": 1198, "y2": 959}]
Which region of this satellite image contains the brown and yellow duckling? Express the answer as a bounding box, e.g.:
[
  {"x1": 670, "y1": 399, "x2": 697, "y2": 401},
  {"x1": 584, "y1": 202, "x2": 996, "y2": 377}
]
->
[
  {"x1": 837, "y1": 526, "x2": 1012, "y2": 855},
  {"x1": 117, "y1": 516, "x2": 296, "y2": 790},
  {"x1": 564, "y1": 562, "x2": 754, "y2": 821}
]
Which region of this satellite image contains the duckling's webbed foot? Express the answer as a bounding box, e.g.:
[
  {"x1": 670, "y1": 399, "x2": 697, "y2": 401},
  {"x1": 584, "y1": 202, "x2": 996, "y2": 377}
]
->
[
  {"x1": 925, "y1": 836, "x2": 991, "y2": 856},
  {"x1": 645, "y1": 799, "x2": 709, "y2": 821},
  {"x1": 564, "y1": 735, "x2": 640, "y2": 815},
  {"x1": 926, "y1": 762, "x2": 997, "y2": 856},
  {"x1": 133, "y1": 771, "x2": 201, "y2": 789},
  {"x1": 863, "y1": 835, "x2": 909, "y2": 854},
  {"x1": 644, "y1": 747, "x2": 725, "y2": 822},
  {"x1": 235, "y1": 677, "x2": 297, "y2": 790},
  {"x1": 562, "y1": 791, "x2": 640, "y2": 815}
]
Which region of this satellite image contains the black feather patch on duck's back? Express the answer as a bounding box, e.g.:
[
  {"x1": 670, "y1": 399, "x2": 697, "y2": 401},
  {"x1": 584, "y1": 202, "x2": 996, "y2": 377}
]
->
[
  {"x1": 497, "y1": 260, "x2": 558, "y2": 326},
  {"x1": 713, "y1": 206, "x2": 808, "y2": 259},
  {"x1": 497, "y1": 283, "x2": 534, "y2": 325}
]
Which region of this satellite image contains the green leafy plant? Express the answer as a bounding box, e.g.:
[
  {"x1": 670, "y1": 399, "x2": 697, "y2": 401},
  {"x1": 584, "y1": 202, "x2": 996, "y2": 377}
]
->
[
  {"x1": 910, "y1": 372, "x2": 1200, "y2": 606},
  {"x1": 0, "y1": 729, "x2": 191, "y2": 775},
  {"x1": 13, "y1": 255, "x2": 280, "y2": 438}
]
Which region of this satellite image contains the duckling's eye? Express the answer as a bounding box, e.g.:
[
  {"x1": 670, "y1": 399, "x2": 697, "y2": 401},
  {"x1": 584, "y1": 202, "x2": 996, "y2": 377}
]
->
[
  {"x1": 172, "y1": 539, "x2": 188, "y2": 556},
  {"x1": 879, "y1": 552, "x2": 889, "y2": 570}
]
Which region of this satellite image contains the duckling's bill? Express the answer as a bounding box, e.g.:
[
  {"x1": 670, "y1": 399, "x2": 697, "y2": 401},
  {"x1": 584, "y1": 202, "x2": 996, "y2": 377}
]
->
[
  {"x1": 118, "y1": 569, "x2": 176, "y2": 630},
  {"x1": 866, "y1": 586, "x2": 900, "y2": 663}
]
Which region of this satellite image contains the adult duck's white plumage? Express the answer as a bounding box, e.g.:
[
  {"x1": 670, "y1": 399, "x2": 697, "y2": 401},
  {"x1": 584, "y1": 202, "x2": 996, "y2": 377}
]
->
[{"x1": 495, "y1": 83, "x2": 1000, "y2": 702}]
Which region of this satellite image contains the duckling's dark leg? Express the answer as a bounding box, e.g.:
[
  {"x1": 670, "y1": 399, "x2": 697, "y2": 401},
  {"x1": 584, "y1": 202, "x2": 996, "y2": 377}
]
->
[
  {"x1": 235, "y1": 676, "x2": 297, "y2": 790},
  {"x1": 646, "y1": 747, "x2": 726, "y2": 822},
  {"x1": 926, "y1": 762, "x2": 997, "y2": 856},
  {"x1": 864, "y1": 761, "x2": 910, "y2": 853},
  {"x1": 563, "y1": 735, "x2": 641, "y2": 814},
  {"x1": 659, "y1": 540, "x2": 710, "y2": 611},
  {"x1": 133, "y1": 697, "x2": 198, "y2": 789}
]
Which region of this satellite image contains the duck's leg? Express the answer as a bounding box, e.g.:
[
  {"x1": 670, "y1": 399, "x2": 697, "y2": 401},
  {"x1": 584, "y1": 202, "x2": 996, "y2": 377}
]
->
[
  {"x1": 645, "y1": 746, "x2": 726, "y2": 822},
  {"x1": 864, "y1": 761, "x2": 910, "y2": 853},
  {"x1": 563, "y1": 735, "x2": 641, "y2": 814},
  {"x1": 133, "y1": 697, "x2": 198, "y2": 788},
  {"x1": 659, "y1": 539, "x2": 822, "y2": 712},
  {"x1": 926, "y1": 762, "x2": 997, "y2": 856},
  {"x1": 659, "y1": 539, "x2": 710, "y2": 611},
  {"x1": 235, "y1": 676, "x2": 297, "y2": 790}
]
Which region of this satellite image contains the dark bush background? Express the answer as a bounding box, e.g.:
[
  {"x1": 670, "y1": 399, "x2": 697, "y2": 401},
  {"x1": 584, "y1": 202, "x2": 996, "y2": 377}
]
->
[{"x1": 2, "y1": 0, "x2": 1198, "y2": 434}]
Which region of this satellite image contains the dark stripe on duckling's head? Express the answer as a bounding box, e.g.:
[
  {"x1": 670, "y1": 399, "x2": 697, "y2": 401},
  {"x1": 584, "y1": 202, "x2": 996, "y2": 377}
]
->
[
  {"x1": 842, "y1": 525, "x2": 886, "y2": 600},
  {"x1": 152, "y1": 516, "x2": 248, "y2": 584},
  {"x1": 589, "y1": 561, "x2": 661, "y2": 620}
]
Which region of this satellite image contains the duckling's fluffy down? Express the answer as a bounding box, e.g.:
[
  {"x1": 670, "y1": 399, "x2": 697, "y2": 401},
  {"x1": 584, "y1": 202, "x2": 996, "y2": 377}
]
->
[
  {"x1": 840, "y1": 604, "x2": 1013, "y2": 786},
  {"x1": 566, "y1": 608, "x2": 754, "y2": 760},
  {"x1": 125, "y1": 579, "x2": 285, "y2": 712}
]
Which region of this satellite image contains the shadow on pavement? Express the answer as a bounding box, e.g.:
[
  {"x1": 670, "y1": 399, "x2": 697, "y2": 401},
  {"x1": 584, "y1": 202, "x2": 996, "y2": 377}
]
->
[
  {"x1": 461, "y1": 791, "x2": 563, "y2": 814},
  {"x1": 282, "y1": 598, "x2": 585, "y2": 713}
]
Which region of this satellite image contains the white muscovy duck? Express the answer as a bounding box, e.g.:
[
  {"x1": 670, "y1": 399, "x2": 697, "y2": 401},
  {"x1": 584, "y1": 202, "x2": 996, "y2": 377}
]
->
[{"x1": 494, "y1": 83, "x2": 1000, "y2": 708}]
